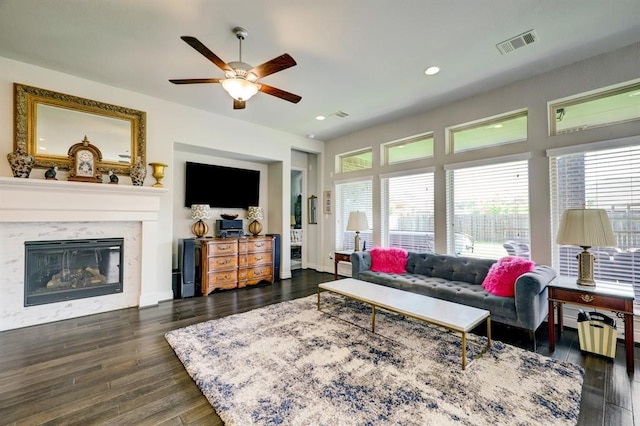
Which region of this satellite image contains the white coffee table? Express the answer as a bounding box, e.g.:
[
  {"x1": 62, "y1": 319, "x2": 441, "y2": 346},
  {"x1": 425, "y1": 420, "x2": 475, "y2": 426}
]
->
[{"x1": 317, "y1": 278, "x2": 491, "y2": 370}]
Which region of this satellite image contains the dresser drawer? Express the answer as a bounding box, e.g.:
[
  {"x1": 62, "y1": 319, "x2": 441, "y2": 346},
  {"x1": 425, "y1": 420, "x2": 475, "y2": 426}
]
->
[
  {"x1": 208, "y1": 270, "x2": 238, "y2": 286},
  {"x1": 247, "y1": 239, "x2": 272, "y2": 252},
  {"x1": 247, "y1": 252, "x2": 272, "y2": 265},
  {"x1": 206, "y1": 241, "x2": 237, "y2": 255},
  {"x1": 549, "y1": 288, "x2": 632, "y2": 312},
  {"x1": 207, "y1": 255, "x2": 238, "y2": 270},
  {"x1": 246, "y1": 265, "x2": 272, "y2": 280}
]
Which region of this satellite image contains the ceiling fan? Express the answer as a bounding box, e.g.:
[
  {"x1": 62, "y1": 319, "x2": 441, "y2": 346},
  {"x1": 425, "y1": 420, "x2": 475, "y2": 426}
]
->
[{"x1": 169, "y1": 27, "x2": 301, "y2": 110}]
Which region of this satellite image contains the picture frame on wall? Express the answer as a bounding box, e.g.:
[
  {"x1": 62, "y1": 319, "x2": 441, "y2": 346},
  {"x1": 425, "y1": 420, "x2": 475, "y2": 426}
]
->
[{"x1": 323, "y1": 190, "x2": 332, "y2": 214}]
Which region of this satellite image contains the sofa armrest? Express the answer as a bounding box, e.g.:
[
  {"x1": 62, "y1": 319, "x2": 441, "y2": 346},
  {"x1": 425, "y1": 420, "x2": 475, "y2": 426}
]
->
[
  {"x1": 514, "y1": 265, "x2": 557, "y2": 330},
  {"x1": 350, "y1": 251, "x2": 372, "y2": 279},
  {"x1": 515, "y1": 265, "x2": 556, "y2": 296}
]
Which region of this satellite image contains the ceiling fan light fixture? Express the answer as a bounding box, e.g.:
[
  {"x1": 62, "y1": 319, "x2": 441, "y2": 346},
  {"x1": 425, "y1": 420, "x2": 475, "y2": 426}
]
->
[{"x1": 221, "y1": 78, "x2": 259, "y2": 101}]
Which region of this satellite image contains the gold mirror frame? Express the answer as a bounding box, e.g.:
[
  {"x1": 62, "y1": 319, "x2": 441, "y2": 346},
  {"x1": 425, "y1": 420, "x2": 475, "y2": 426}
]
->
[{"x1": 14, "y1": 83, "x2": 146, "y2": 175}]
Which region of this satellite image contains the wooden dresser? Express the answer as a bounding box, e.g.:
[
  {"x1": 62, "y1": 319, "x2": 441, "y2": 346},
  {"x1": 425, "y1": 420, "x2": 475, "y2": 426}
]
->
[{"x1": 196, "y1": 236, "x2": 275, "y2": 296}]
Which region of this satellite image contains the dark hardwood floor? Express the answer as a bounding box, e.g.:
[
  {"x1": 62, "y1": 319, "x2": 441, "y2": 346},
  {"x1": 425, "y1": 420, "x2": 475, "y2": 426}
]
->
[{"x1": 0, "y1": 269, "x2": 637, "y2": 425}]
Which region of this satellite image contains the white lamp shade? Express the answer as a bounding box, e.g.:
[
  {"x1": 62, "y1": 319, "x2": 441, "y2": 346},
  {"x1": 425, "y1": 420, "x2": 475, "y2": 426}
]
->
[
  {"x1": 556, "y1": 208, "x2": 616, "y2": 247},
  {"x1": 246, "y1": 206, "x2": 264, "y2": 221},
  {"x1": 221, "y1": 78, "x2": 259, "y2": 101},
  {"x1": 190, "y1": 204, "x2": 211, "y2": 220},
  {"x1": 347, "y1": 211, "x2": 369, "y2": 232}
]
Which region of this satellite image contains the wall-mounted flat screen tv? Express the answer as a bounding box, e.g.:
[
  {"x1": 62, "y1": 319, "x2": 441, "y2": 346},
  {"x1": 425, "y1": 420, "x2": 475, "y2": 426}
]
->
[{"x1": 184, "y1": 161, "x2": 260, "y2": 209}]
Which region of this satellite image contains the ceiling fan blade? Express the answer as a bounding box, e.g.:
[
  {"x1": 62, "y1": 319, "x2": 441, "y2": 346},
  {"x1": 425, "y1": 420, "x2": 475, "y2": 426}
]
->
[
  {"x1": 233, "y1": 99, "x2": 246, "y2": 110},
  {"x1": 249, "y1": 54, "x2": 297, "y2": 79},
  {"x1": 258, "y1": 84, "x2": 302, "y2": 104},
  {"x1": 169, "y1": 78, "x2": 223, "y2": 84},
  {"x1": 180, "y1": 36, "x2": 232, "y2": 72}
]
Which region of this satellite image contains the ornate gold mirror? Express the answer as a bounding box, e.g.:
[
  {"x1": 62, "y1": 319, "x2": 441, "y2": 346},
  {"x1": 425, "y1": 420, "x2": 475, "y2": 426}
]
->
[{"x1": 14, "y1": 83, "x2": 146, "y2": 175}]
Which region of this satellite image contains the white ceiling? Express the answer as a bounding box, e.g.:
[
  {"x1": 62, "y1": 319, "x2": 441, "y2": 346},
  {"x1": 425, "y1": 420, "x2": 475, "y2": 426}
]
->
[{"x1": 1, "y1": 0, "x2": 640, "y2": 142}]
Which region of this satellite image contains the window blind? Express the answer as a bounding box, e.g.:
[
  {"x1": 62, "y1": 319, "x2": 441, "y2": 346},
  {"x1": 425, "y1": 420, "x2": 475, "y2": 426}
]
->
[
  {"x1": 335, "y1": 179, "x2": 373, "y2": 251},
  {"x1": 446, "y1": 160, "x2": 530, "y2": 258},
  {"x1": 381, "y1": 172, "x2": 435, "y2": 252},
  {"x1": 550, "y1": 145, "x2": 640, "y2": 302}
]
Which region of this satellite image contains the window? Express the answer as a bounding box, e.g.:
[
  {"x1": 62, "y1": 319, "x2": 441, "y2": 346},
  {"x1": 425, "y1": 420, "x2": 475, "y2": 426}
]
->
[
  {"x1": 550, "y1": 144, "x2": 640, "y2": 303},
  {"x1": 337, "y1": 149, "x2": 373, "y2": 173},
  {"x1": 448, "y1": 110, "x2": 527, "y2": 153},
  {"x1": 335, "y1": 179, "x2": 373, "y2": 251},
  {"x1": 550, "y1": 80, "x2": 640, "y2": 135},
  {"x1": 381, "y1": 171, "x2": 435, "y2": 252},
  {"x1": 446, "y1": 157, "x2": 530, "y2": 258},
  {"x1": 383, "y1": 134, "x2": 433, "y2": 165}
]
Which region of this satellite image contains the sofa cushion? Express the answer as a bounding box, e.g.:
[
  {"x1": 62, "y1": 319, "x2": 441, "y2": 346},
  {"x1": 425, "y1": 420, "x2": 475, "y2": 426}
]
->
[
  {"x1": 369, "y1": 247, "x2": 408, "y2": 273},
  {"x1": 482, "y1": 256, "x2": 536, "y2": 297},
  {"x1": 414, "y1": 254, "x2": 494, "y2": 285},
  {"x1": 405, "y1": 252, "x2": 428, "y2": 273}
]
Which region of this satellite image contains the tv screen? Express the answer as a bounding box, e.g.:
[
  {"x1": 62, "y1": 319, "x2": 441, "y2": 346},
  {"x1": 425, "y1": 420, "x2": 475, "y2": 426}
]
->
[{"x1": 184, "y1": 161, "x2": 260, "y2": 209}]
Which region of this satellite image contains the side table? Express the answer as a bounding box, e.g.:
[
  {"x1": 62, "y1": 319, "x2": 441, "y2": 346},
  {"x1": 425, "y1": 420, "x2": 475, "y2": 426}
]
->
[
  {"x1": 548, "y1": 277, "x2": 635, "y2": 374},
  {"x1": 334, "y1": 250, "x2": 353, "y2": 280}
]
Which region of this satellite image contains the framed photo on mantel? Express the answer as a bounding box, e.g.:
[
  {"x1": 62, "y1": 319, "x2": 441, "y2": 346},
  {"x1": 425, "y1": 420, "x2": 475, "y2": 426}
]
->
[{"x1": 323, "y1": 190, "x2": 332, "y2": 214}]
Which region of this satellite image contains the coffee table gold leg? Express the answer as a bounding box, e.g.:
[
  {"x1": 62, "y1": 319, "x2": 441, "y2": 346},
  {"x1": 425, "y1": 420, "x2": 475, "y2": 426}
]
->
[
  {"x1": 462, "y1": 332, "x2": 467, "y2": 370},
  {"x1": 371, "y1": 305, "x2": 376, "y2": 332},
  {"x1": 486, "y1": 317, "x2": 491, "y2": 348}
]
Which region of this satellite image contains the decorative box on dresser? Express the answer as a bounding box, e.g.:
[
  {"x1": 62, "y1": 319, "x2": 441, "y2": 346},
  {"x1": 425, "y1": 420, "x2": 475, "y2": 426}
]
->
[{"x1": 196, "y1": 236, "x2": 274, "y2": 296}]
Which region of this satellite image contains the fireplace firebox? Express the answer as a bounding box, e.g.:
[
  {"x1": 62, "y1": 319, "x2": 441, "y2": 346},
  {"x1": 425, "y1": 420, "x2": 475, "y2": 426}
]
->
[{"x1": 24, "y1": 238, "x2": 124, "y2": 306}]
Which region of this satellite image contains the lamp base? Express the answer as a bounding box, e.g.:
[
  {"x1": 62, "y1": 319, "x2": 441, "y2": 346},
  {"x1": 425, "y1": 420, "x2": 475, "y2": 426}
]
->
[
  {"x1": 576, "y1": 247, "x2": 596, "y2": 286},
  {"x1": 354, "y1": 232, "x2": 361, "y2": 252},
  {"x1": 191, "y1": 220, "x2": 208, "y2": 238},
  {"x1": 248, "y1": 220, "x2": 263, "y2": 236}
]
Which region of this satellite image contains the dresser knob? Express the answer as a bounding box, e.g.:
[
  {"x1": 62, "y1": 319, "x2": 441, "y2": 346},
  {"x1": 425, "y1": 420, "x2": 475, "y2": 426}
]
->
[{"x1": 580, "y1": 294, "x2": 594, "y2": 303}]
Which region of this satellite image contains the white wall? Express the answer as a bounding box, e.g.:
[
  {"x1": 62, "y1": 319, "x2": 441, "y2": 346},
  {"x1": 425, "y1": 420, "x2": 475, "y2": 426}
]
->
[
  {"x1": 1, "y1": 56, "x2": 323, "y2": 305},
  {"x1": 322, "y1": 41, "x2": 640, "y2": 273}
]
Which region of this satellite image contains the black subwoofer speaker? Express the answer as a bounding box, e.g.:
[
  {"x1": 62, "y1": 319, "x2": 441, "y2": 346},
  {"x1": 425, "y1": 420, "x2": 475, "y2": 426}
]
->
[
  {"x1": 176, "y1": 238, "x2": 196, "y2": 298},
  {"x1": 267, "y1": 233, "x2": 281, "y2": 280}
]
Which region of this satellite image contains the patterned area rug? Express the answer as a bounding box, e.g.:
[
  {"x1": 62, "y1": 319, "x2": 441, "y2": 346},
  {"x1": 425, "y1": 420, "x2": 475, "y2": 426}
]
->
[{"x1": 165, "y1": 294, "x2": 583, "y2": 425}]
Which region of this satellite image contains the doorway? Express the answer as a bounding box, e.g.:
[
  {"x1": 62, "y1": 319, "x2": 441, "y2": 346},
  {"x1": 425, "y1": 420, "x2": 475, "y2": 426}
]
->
[{"x1": 291, "y1": 169, "x2": 304, "y2": 270}]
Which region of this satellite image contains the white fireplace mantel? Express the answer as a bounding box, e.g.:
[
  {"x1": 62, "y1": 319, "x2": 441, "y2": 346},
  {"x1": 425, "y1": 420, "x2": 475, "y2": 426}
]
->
[{"x1": 0, "y1": 176, "x2": 168, "y2": 331}]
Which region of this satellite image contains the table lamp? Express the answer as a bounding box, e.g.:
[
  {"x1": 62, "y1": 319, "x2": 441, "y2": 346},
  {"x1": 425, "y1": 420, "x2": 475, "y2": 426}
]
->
[
  {"x1": 347, "y1": 211, "x2": 369, "y2": 251},
  {"x1": 247, "y1": 206, "x2": 264, "y2": 236},
  {"x1": 556, "y1": 207, "x2": 616, "y2": 286},
  {"x1": 190, "y1": 204, "x2": 211, "y2": 238}
]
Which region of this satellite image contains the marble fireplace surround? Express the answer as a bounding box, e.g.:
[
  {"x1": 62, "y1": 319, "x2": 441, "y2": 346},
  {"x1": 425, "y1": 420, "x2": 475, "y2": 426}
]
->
[{"x1": 0, "y1": 176, "x2": 167, "y2": 331}]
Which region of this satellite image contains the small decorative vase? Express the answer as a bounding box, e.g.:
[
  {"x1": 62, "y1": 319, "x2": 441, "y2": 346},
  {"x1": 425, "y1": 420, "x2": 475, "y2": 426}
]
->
[
  {"x1": 7, "y1": 148, "x2": 35, "y2": 178},
  {"x1": 148, "y1": 162, "x2": 168, "y2": 188},
  {"x1": 130, "y1": 157, "x2": 146, "y2": 186}
]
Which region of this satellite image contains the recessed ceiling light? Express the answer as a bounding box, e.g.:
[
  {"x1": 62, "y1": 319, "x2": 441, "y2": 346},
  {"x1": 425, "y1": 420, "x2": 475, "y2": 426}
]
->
[
  {"x1": 307, "y1": 134, "x2": 315, "y2": 139},
  {"x1": 315, "y1": 115, "x2": 326, "y2": 121},
  {"x1": 424, "y1": 66, "x2": 440, "y2": 76}
]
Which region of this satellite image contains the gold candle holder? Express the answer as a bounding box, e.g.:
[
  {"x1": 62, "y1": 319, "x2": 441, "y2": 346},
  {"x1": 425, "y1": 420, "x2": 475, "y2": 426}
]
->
[{"x1": 148, "y1": 162, "x2": 168, "y2": 188}]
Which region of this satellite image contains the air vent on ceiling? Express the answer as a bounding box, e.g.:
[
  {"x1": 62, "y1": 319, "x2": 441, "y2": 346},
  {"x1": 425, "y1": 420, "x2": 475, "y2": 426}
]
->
[
  {"x1": 496, "y1": 29, "x2": 538, "y2": 55},
  {"x1": 333, "y1": 111, "x2": 349, "y2": 118}
]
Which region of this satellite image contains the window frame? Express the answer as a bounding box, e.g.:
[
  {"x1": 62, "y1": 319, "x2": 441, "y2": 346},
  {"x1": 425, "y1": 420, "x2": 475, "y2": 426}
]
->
[
  {"x1": 334, "y1": 177, "x2": 373, "y2": 251},
  {"x1": 382, "y1": 132, "x2": 434, "y2": 166},
  {"x1": 549, "y1": 79, "x2": 640, "y2": 136},
  {"x1": 447, "y1": 109, "x2": 528, "y2": 154},
  {"x1": 445, "y1": 154, "x2": 531, "y2": 259},
  {"x1": 336, "y1": 148, "x2": 373, "y2": 174},
  {"x1": 380, "y1": 168, "x2": 435, "y2": 252}
]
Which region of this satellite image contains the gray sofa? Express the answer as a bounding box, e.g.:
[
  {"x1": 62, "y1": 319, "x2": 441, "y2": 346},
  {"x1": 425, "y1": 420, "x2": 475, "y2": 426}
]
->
[{"x1": 351, "y1": 251, "x2": 556, "y2": 348}]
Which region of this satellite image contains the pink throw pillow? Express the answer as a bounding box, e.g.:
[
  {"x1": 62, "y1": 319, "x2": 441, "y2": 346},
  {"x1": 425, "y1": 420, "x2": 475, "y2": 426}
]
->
[
  {"x1": 369, "y1": 247, "x2": 408, "y2": 274},
  {"x1": 482, "y1": 256, "x2": 535, "y2": 297}
]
